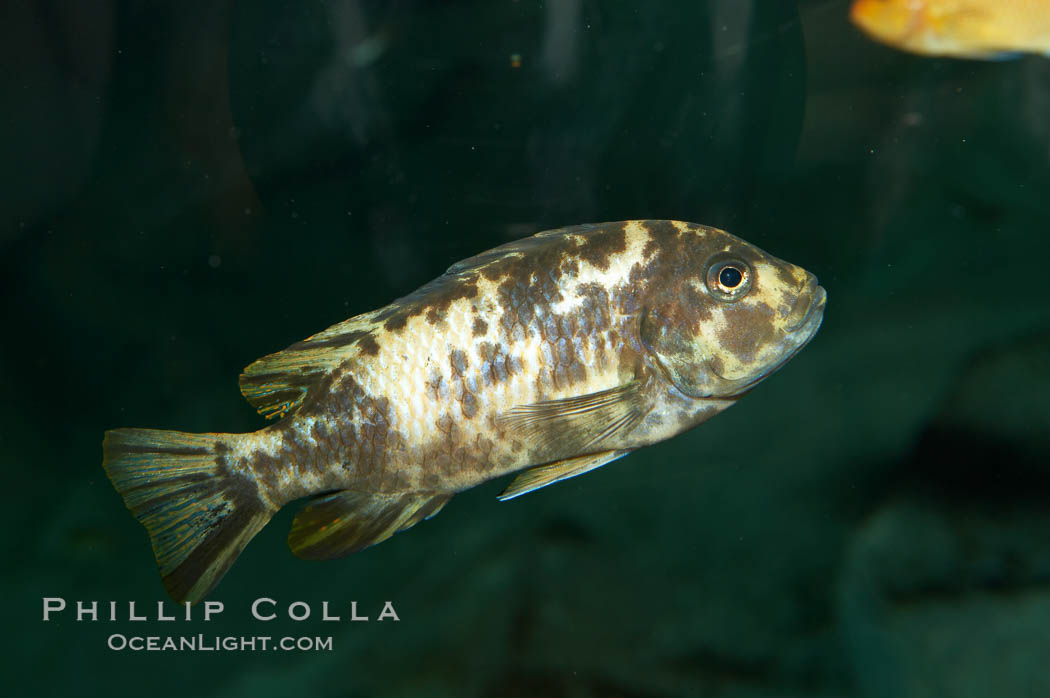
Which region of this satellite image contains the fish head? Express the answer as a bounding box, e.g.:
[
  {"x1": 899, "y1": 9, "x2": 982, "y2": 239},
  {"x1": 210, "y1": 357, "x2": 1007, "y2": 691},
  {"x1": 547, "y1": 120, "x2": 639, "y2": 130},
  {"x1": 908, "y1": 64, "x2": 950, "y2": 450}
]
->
[{"x1": 640, "y1": 226, "x2": 826, "y2": 401}]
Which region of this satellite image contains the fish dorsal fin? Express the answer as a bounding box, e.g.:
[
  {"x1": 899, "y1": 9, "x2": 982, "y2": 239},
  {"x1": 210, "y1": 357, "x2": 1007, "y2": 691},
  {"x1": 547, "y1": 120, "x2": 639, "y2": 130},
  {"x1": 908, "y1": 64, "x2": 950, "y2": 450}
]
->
[
  {"x1": 498, "y1": 450, "x2": 632, "y2": 501},
  {"x1": 238, "y1": 313, "x2": 383, "y2": 420},
  {"x1": 499, "y1": 380, "x2": 648, "y2": 456},
  {"x1": 446, "y1": 223, "x2": 605, "y2": 275},
  {"x1": 288, "y1": 489, "x2": 451, "y2": 560}
]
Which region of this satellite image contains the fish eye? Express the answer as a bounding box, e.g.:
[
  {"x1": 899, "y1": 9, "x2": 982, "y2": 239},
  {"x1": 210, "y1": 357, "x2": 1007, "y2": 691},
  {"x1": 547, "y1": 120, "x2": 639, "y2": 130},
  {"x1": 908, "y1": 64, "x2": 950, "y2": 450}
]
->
[
  {"x1": 705, "y1": 257, "x2": 752, "y2": 301},
  {"x1": 719, "y1": 266, "x2": 743, "y2": 288}
]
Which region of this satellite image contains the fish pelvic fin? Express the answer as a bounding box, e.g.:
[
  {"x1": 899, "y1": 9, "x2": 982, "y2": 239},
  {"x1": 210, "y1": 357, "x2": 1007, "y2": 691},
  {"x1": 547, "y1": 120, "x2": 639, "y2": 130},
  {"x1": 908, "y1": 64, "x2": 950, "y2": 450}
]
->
[
  {"x1": 288, "y1": 490, "x2": 451, "y2": 560},
  {"x1": 102, "y1": 428, "x2": 275, "y2": 604}
]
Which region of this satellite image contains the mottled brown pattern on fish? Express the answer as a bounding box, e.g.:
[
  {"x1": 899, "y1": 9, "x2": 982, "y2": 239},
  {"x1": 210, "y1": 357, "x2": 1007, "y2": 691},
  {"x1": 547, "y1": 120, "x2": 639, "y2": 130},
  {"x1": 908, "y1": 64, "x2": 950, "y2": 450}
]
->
[
  {"x1": 241, "y1": 371, "x2": 409, "y2": 500},
  {"x1": 425, "y1": 307, "x2": 445, "y2": 325},
  {"x1": 378, "y1": 275, "x2": 481, "y2": 333},
  {"x1": 230, "y1": 220, "x2": 824, "y2": 510},
  {"x1": 574, "y1": 224, "x2": 628, "y2": 272},
  {"x1": 638, "y1": 219, "x2": 679, "y2": 258},
  {"x1": 719, "y1": 301, "x2": 777, "y2": 363}
]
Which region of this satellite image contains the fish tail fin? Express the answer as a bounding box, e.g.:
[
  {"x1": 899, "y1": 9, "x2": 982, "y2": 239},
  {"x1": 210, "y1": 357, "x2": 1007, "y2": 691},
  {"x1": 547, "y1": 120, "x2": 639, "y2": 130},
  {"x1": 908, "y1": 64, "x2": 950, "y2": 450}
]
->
[{"x1": 102, "y1": 428, "x2": 275, "y2": 603}]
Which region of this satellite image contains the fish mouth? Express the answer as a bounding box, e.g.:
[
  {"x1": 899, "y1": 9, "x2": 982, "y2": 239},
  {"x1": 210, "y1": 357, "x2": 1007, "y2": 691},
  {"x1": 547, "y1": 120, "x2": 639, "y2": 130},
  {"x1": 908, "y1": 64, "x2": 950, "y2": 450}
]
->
[
  {"x1": 785, "y1": 275, "x2": 825, "y2": 333},
  {"x1": 789, "y1": 289, "x2": 826, "y2": 339}
]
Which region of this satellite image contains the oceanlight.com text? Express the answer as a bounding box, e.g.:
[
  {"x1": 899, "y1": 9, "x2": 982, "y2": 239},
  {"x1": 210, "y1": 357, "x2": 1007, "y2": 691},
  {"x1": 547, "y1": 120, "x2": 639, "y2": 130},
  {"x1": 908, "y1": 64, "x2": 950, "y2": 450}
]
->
[{"x1": 106, "y1": 633, "x2": 334, "y2": 652}]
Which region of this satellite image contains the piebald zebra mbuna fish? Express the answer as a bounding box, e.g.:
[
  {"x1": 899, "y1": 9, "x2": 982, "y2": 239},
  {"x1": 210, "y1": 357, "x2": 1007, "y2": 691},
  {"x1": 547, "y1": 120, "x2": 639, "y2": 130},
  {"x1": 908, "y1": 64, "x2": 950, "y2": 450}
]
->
[{"x1": 103, "y1": 220, "x2": 826, "y2": 602}]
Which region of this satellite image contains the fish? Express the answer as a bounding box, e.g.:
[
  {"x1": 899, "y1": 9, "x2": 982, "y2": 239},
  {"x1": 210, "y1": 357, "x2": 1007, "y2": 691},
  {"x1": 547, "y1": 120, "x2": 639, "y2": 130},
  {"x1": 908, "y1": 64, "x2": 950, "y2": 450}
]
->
[
  {"x1": 102, "y1": 220, "x2": 826, "y2": 603},
  {"x1": 849, "y1": 0, "x2": 1050, "y2": 59}
]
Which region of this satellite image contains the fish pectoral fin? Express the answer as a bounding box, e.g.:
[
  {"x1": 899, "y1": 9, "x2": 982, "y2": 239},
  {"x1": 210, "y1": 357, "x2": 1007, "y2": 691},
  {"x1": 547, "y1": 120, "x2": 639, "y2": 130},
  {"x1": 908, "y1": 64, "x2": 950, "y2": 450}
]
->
[
  {"x1": 498, "y1": 450, "x2": 633, "y2": 501},
  {"x1": 238, "y1": 313, "x2": 384, "y2": 420},
  {"x1": 288, "y1": 489, "x2": 451, "y2": 560},
  {"x1": 499, "y1": 380, "x2": 648, "y2": 455}
]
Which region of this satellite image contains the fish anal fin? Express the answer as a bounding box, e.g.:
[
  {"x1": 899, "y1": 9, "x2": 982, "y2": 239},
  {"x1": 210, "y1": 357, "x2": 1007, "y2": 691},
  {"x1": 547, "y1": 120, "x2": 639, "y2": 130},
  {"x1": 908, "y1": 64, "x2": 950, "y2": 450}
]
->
[
  {"x1": 498, "y1": 450, "x2": 632, "y2": 501},
  {"x1": 500, "y1": 380, "x2": 648, "y2": 455},
  {"x1": 288, "y1": 489, "x2": 451, "y2": 560}
]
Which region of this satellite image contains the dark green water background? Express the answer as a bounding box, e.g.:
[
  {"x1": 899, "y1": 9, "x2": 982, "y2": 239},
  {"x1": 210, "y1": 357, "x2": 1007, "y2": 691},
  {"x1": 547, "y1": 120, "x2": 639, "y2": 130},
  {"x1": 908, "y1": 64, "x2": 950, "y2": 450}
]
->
[{"x1": 4, "y1": 1, "x2": 1050, "y2": 696}]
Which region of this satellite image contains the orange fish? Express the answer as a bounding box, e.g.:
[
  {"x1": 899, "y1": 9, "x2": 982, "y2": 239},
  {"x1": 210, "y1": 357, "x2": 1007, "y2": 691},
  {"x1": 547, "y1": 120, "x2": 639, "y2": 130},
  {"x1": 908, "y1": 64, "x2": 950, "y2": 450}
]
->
[{"x1": 850, "y1": 0, "x2": 1050, "y2": 58}]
